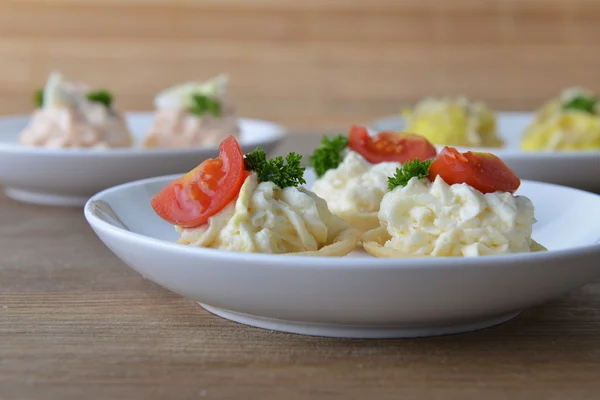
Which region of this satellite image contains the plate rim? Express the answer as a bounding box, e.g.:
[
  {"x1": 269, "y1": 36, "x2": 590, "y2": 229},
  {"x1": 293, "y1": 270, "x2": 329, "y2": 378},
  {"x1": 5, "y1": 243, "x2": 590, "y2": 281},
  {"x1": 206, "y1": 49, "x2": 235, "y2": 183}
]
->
[
  {"x1": 0, "y1": 112, "x2": 286, "y2": 156},
  {"x1": 83, "y1": 172, "x2": 600, "y2": 268}
]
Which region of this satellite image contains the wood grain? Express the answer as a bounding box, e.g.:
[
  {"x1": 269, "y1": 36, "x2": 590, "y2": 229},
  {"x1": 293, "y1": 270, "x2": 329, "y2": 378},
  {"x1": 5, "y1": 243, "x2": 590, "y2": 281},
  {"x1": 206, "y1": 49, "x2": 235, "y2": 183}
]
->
[
  {"x1": 1, "y1": 137, "x2": 600, "y2": 399},
  {"x1": 0, "y1": 0, "x2": 599, "y2": 129}
]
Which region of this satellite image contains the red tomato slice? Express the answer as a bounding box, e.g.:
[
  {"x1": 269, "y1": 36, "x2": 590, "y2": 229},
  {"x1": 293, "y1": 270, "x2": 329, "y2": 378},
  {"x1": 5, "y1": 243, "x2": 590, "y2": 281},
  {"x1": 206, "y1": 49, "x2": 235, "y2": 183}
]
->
[
  {"x1": 151, "y1": 136, "x2": 246, "y2": 228},
  {"x1": 428, "y1": 146, "x2": 521, "y2": 194},
  {"x1": 348, "y1": 125, "x2": 437, "y2": 164}
]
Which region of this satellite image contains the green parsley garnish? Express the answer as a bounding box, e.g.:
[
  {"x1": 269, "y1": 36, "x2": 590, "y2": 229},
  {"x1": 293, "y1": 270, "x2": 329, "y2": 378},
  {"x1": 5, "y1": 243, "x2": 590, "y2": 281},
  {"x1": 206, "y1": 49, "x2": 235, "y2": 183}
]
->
[
  {"x1": 388, "y1": 158, "x2": 432, "y2": 191},
  {"x1": 308, "y1": 135, "x2": 349, "y2": 177},
  {"x1": 563, "y1": 95, "x2": 597, "y2": 114},
  {"x1": 33, "y1": 87, "x2": 113, "y2": 108},
  {"x1": 189, "y1": 93, "x2": 221, "y2": 117},
  {"x1": 34, "y1": 88, "x2": 44, "y2": 108},
  {"x1": 244, "y1": 148, "x2": 306, "y2": 189},
  {"x1": 86, "y1": 90, "x2": 113, "y2": 108}
]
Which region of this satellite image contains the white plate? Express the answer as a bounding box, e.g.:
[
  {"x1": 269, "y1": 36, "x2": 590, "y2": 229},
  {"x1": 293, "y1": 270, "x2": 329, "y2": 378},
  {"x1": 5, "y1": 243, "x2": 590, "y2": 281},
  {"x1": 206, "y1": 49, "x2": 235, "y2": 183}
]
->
[
  {"x1": 369, "y1": 112, "x2": 600, "y2": 192},
  {"x1": 0, "y1": 113, "x2": 285, "y2": 206},
  {"x1": 84, "y1": 169, "x2": 600, "y2": 338}
]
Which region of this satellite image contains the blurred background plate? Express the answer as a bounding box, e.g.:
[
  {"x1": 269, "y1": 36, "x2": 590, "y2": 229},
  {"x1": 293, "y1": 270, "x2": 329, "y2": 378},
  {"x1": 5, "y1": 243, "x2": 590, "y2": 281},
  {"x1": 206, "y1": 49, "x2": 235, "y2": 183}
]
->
[
  {"x1": 369, "y1": 112, "x2": 600, "y2": 193},
  {"x1": 0, "y1": 112, "x2": 285, "y2": 207}
]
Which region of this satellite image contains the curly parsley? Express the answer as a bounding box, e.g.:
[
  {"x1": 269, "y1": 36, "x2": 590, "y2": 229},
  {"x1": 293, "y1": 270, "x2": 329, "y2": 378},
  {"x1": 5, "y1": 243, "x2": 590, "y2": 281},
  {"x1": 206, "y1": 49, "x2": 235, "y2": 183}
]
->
[
  {"x1": 563, "y1": 95, "x2": 597, "y2": 114},
  {"x1": 388, "y1": 158, "x2": 432, "y2": 191},
  {"x1": 244, "y1": 148, "x2": 306, "y2": 189},
  {"x1": 308, "y1": 135, "x2": 349, "y2": 177},
  {"x1": 189, "y1": 93, "x2": 221, "y2": 117}
]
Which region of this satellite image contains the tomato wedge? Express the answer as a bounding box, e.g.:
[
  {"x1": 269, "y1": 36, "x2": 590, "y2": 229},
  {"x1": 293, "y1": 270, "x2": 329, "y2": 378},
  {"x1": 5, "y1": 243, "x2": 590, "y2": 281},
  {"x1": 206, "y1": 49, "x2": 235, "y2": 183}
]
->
[
  {"x1": 428, "y1": 146, "x2": 520, "y2": 194},
  {"x1": 348, "y1": 125, "x2": 437, "y2": 164},
  {"x1": 151, "y1": 136, "x2": 246, "y2": 228}
]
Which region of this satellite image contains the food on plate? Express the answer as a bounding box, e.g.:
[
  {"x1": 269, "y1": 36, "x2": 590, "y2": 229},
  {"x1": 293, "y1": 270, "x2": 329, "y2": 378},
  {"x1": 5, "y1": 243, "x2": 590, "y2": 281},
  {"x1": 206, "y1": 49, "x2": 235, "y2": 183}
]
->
[
  {"x1": 151, "y1": 136, "x2": 358, "y2": 256},
  {"x1": 19, "y1": 72, "x2": 132, "y2": 148},
  {"x1": 521, "y1": 87, "x2": 600, "y2": 151},
  {"x1": 310, "y1": 125, "x2": 437, "y2": 234},
  {"x1": 143, "y1": 74, "x2": 240, "y2": 149},
  {"x1": 402, "y1": 97, "x2": 503, "y2": 147},
  {"x1": 363, "y1": 146, "x2": 546, "y2": 257}
]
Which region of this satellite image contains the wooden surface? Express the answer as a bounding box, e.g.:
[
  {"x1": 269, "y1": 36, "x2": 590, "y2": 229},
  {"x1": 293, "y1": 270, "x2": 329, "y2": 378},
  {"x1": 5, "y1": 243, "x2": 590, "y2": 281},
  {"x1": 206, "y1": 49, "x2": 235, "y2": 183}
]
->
[
  {"x1": 1, "y1": 138, "x2": 600, "y2": 399},
  {"x1": 1, "y1": 0, "x2": 600, "y2": 130}
]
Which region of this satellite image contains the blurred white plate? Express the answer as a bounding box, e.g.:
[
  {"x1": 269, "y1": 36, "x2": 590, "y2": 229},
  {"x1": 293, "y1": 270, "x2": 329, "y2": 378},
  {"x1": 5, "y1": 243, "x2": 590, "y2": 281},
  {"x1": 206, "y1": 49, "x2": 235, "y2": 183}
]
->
[
  {"x1": 0, "y1": 113, "x2": 285, "y2": 206},
  {"x1": 84, "y1": 168, "x2": 600, "y2": 338},
  {"x1": 369, "y1": 112, "x2": 600, "y2": 192}
]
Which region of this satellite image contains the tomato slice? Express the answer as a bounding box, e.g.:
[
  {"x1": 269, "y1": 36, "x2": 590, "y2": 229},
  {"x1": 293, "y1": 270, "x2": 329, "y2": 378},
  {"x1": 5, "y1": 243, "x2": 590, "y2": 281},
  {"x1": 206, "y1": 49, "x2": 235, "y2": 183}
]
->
[
  {"x1": 428, "y1": 146, "x2": 521, "y2": 194},
  {"x1": 348, "y1": 125, "x2": 437, "y2": 164},
  {"x1": 151, "y1": 136, "x2": 246, "y2": 228}
]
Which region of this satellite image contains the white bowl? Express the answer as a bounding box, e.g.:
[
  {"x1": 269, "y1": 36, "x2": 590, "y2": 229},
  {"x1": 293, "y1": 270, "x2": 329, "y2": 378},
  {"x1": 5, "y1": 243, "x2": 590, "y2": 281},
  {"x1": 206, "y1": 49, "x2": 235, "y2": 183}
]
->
[
  {"x1": 369, "y1": 112, "x2": 600, "y2": 192},
  {"x1": 84, "y1": 169, "x2": 600, "y2": 338},
  {"x1": 0, "y1": 112, "x2": 285, "y2": 206}
]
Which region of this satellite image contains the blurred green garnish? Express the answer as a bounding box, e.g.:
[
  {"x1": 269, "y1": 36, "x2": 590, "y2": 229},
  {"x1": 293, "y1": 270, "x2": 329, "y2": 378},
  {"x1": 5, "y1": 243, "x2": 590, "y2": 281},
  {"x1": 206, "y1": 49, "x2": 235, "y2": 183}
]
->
[
  {"x1": 563, "y1": 95, "x2": 597, "y2": 114},
  {"x1": 33, "y1": 88, "x2": 113, "y2": 108},
  {"x1": 188, "y1": 94, "x2": 221, "y2": 117},
  {"x1": 86, "y1": 90, "x2": 113, "y2": 108},
  {"x1": 34, "y1": 89, "x2": 44, "y2": 108}
]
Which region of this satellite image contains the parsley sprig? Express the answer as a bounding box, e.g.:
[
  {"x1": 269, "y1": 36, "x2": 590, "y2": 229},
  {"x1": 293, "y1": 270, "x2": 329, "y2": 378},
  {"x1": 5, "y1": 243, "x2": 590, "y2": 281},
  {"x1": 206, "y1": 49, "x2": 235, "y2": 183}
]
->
[
  {"x1": 563, "y1": 95, "x2": 597, "y2": 114},
  {"x1": 33, "y1": 88, "x2": 113, "y2": 108},
  {"x1": 86, "y1": 90, "x2": 113, "y2": 107},
  {"x1": 189, "y1": 93, "x2": 222, "y2": 117},
  {"x1": 388, "y1": 159, "x2": 432, "y2": 191},
  {"x1": 244, "y1": 148, "x2": 306, "y2": 189},
  {"x1": 308, "y1": 135, "x2": 349, "y2": 177}
]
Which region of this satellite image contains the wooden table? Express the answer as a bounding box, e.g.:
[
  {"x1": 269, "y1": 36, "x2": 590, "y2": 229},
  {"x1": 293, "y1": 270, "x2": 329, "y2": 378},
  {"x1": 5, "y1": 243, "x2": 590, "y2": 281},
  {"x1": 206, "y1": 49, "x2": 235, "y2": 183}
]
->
[{"x1": 2, "y1": 137, "x2": 600, "y2": 399}]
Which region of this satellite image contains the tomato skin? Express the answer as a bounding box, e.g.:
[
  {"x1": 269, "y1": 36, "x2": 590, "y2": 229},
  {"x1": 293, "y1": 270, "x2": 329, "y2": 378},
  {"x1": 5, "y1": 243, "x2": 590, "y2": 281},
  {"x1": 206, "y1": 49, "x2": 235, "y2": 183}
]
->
[
  {"x1": 348, "y1": 125, "x2": 437, "y2": 164},
  {"x1": 428, "y1": 146, "x2": 521, "y2": 194},
  {"x1": 151, "y1": 136, "x2": 246, "y2": 228}
]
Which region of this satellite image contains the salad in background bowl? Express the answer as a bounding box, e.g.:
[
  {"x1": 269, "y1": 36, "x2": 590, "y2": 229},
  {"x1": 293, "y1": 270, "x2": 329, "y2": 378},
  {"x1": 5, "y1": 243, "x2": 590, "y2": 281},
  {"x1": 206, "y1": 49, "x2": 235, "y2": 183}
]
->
[
  {"x1": 521, "y1": 87, "x2": 600, "y2": 152},
  {"x1": 143, "y1": 74, "x2": 241, "y2": 149},
  {"x1": 0, "y1": 72, "x2": 285, "y2": 206},
  {"x1": 368, "y1": 92, "x2": 600, "y2": 192}
]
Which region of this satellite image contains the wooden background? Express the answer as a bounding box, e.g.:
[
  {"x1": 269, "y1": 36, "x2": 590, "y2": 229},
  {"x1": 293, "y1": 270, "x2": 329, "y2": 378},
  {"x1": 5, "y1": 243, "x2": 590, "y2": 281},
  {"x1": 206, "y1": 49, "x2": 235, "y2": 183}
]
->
[{"x1": 0, "y1": 0, "x2": 599, "y2": 130}]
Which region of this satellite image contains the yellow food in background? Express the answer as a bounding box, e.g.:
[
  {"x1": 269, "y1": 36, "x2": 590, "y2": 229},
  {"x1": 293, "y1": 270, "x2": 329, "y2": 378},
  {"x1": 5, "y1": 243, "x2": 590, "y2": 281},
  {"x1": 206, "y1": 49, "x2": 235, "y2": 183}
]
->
[
  {"x1": 402, "y1": 97, "x2": 503, "y2": 148},
  {"x1": 534, "y1": 87, "x2": 596, "y2": 123},
  {"x1": 521, "y1": 87, "x2": 600, "y2": 151},
  {"x1": 521, "y1": 111, "x2": 600, "y2": 151}
]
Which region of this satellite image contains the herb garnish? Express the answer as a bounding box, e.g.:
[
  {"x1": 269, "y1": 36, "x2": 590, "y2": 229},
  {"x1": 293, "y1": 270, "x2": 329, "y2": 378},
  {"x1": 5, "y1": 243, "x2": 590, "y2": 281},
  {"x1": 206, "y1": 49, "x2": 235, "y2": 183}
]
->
[
  {"x1": 244, "y1": 148, "x2": 306, "y2": 189},
  {"x1": 563, "y1": 95, "x2": 597, "y2": 114},
  {"x1": 33, "y1": 88, "x2": 113, "y2": 108},
  {"x1": 308, "y1": 135, "x2": 349, "y2": 177},
  {"x1": 189, "y1": 93, "x2": 222, "y2": 117},
  {"x1": 34, "y1": 89, "x2": 44, "y2": 108},
  {"x1": 86, "y1": 90, "x2": 113, "y2": 107},
  {"x1": 387, "y1": 158, "x2": 432, "y2": 190}
]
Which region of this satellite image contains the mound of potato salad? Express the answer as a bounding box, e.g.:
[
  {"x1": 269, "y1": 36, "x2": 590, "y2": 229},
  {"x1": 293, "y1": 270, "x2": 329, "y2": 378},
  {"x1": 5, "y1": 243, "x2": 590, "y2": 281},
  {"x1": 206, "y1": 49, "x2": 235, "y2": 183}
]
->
[
  {"x1": 143, "y1": 74, "x2": 240, "y2": 149},
  {"x1": 19, "y1": 71, "x2": 132, "y2": 149},
  {"x1": 151, "y1": 136, "x2": 358, "y2": 256},
  {"x1": 521, "y1": 87, "x2": 600, "y2": 151},
  {"x1": 363, "y1": 146, "x2": 545, "y2": 257},
  {"x1": 310, "y1": 125, "x2": 437, "y2": 233},
  {"x1": 402, "y1": 96, "x2": 503, "y2": 148}
]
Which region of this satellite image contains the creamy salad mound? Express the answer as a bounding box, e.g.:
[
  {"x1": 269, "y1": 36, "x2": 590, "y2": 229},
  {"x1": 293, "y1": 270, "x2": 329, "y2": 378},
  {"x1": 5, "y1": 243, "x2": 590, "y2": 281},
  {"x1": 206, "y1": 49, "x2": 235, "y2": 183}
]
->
[
  {"x1": 19, "y1": 72, "x2": 132, "y2": 149},
  {"x1": 143, "y1": 74, "x2": 240, "y2": 149},
  {"x1": 362, "y1": 146, "x2": 545, "y2": 257}
]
